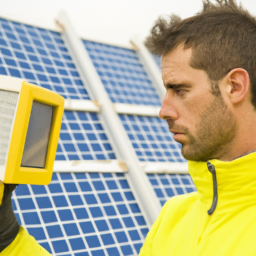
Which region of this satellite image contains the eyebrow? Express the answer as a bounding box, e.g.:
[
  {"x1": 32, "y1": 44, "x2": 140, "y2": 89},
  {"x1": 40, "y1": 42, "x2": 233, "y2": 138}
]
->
[{"x1": 164, "y1": 83, "x2": 191, "y2": 89}]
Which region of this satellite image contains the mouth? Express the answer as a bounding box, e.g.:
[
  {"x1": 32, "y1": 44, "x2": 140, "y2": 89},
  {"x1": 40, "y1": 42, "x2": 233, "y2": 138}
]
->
[{"x1": 170, "y1": 130, "x2": 185, "y2": 141}]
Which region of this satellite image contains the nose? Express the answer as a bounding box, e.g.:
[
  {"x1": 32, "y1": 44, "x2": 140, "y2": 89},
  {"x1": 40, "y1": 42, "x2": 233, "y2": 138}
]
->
[{"x1": 159, "y1": 91, "x2": 179, "y2": 120}]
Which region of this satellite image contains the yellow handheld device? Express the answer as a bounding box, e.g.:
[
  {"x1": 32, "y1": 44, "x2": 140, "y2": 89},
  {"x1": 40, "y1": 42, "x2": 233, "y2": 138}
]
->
[{"x1": 0, "y1": 75, "x2": 64, "y2": 186}]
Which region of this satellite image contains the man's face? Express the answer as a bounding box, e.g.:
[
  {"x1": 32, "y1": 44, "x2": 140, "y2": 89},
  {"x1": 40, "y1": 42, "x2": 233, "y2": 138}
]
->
[{"x1": 160, "y1": 46, "x2": 237, "y2": 161}]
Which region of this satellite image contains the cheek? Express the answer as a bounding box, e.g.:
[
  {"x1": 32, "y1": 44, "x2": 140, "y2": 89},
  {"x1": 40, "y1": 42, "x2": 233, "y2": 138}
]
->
[{"x1": 177, "y1": 95, "x2": 207, "y2": 131}]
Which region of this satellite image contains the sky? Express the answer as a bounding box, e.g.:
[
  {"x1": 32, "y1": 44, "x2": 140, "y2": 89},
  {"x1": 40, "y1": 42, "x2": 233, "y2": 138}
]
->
[{"x1": 0, "y1": 0, "x2": 255, "y2": 48}]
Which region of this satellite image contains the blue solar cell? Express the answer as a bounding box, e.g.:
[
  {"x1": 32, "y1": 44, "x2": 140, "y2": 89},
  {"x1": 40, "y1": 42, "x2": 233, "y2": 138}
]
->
[
  {"x1": 92, "y1": 181, "x2": 105, "y2": 191},
  {"x1": 111, "y1": 192, "x2": 123, "y2": 202},
  {"x1": 89, "y1": 207, "x2": 103, "y2": 218},
  {"x1": 15, "y1": 185, "x2": 30, "y2": 196},
  {"x1": 98, "y1": 193, "x2": 111, "y2": 203},
  {"x1": 46, "y1": 225, "x2": 63, "y2": 238},
  {"x1": 79, "y1": 181, "x2": 92, "y2": 191},
  {"x1": 118, "y1": 179, "x2": 129, "y2": 189},
  {"x1": 123, "y1": 217, "x2": 135, "y2": 228},
  {"x1": 56, "y1": 111, "x2": 116, "y2": 161},
  {"x1": 58, "y1": 209, "x2": 74, "y2": 221},
  {"x1": 135, "y1": 216, "x2": 147, "y2": 226},
  {"x1": 148, "y1": 174, "x2": 196, "y2": 205},
  {"x1": 107, "y1": 247, "x2": 120, "y2": 256},
  {"x1": 115, "y1": 231, "x2": 128, "y2": 243},
  {"x1": 64, "y1": 182, "x2": 78, "y2": 192},
  {"x1": 129, "y1": 230, "x2": 141, "y2": 241},
  {"x1": 117, "y1": 204, "x2": 129, "y2": 215},
  {"x1": 129, "y1": 203, "x2": 141, "y2": 213},
  {"x1": 48, "y1": 183, "x2": 63, "y2": 193},
  {"x1": 23, "y1": 212, "x2": 40, "y2": 224},
  {"x1": 121, "y1": 245, "x2": 133, "y2": 256},
  {"x1": 36, "y1": 197, "x2": 52, "y2": 208},
  {"x1": 52, "y1": 195, "x2": 68, "y2": 207},
  {"x1": 52, "y1": 240, "x2": 69, "y2": 253},
  {"x1": 69, "y1": 195, "x2": 83, "y2": 206},
  {"x1": 18, "y1": 198, "x2": 35, "y2": 210},
  {"x1": 92, "y1": 250, "x2": 105, "y2": 256},
  {"x1": 28, "y1": 227, "x2": 46, "y2": 240},
  {"x1": 110, "y1": 219, "x2": 122, "y2": 231},
  {"x1": 64, "y1": 223, "x2": 80, "y2": 236},
  {"x1": 124, "y1": 192, "x2": 135, "y2": 201},
  {"x1": 0, "y1": 18, "x2": 90, "y2": 100},
  {"x1": 83, "y1": 40, "x2": 161, "y2": 106},
  {"x1": 95, "y1": 220, "x2": 109, "y2": 232},
  {"x1": 70, "y1": 238, "x2": 86, "y2": 250},
  {"x1": 104, "y1": 206, "x2": 116, "y2": 216},
  {"x1": 60, "y1": 173, "x2": 73, "y2": 180},
  {"x1": 101, "y1": 234, "x2": 115, "y2": 245},
  {"x1": 74, "y1": 208, "x2": 89, "y2": 220},
  {"x1": 12, "y1": 171, "x2": 147, "y2": 255},
  {"x1": 85, "y1": 235, "x2": 101, "y2": 248},
  {"x1": 84, "y1": 194, "x2": 98, "y2": 204},
  {"x1": 106, "y1": 180, "x2": 118, "y2": 190},
  {"x1": 40, "y1": 242, "x2": 52, "y2": 254},
  {"x1": 41, "y1": 211, "x2": 58, "y2": 223},
  {"x1": 120, "y1": 115, "x2": 186, "y2": 162}
]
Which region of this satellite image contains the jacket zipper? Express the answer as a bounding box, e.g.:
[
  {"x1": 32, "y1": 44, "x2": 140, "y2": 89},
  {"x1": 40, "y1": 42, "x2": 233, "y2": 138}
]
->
[{"x1": 207, "y1": 162, "x2": 218, "y2": 215}]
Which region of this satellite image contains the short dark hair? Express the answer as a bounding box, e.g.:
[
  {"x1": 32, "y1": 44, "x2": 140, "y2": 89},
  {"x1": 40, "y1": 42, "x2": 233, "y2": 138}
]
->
[{"x1": 146, "y1": 0, "x2": 256, "y2": 107}]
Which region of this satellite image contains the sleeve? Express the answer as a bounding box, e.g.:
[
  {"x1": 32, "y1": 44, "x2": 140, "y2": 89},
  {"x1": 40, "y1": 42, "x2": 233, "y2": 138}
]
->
[
  {"x1": 138, "y1": 199, "x2": 171, "y2": 256},
  {"x1": 0, "y1": 226, "x2": 51, "y2": 256}
]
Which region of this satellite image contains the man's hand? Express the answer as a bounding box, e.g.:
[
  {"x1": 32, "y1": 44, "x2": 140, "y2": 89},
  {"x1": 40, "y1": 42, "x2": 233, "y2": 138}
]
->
[{"x1": 0, "y1": 183, "x2": 20, "y2": 252}]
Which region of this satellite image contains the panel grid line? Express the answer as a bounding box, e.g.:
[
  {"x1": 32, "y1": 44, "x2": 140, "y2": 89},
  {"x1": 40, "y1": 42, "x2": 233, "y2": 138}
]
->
[
  {"x1": 13, "y1": 173, "x2": 149, "y2": 255},
  {"x1": 0, "y1": 18, "x2": 90, "y2": 100},
  {"x1": 119, "y1": 114, "x2": 186, "y2": 162},
  {"x1": 147, "y1": 174, "x2": 197, "y2": 206},
  {"x1": 83, "y1": 40, "x2": 161, "y2": 106}
]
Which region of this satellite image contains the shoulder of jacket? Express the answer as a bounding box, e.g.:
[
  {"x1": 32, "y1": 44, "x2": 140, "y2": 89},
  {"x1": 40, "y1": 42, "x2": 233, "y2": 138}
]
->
[{"x1": 159, "y1": 191, "x2": 198, "y2": 218}]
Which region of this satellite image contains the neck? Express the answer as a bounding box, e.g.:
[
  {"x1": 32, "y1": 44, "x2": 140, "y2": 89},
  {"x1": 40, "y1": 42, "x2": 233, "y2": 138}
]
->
[{"x1": 212, "y1": 115, "x2": 256, "y2": 161}]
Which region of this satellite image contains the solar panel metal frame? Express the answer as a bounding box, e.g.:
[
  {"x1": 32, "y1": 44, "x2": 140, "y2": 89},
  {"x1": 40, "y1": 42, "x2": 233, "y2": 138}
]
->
[{"x1": 58, "y1": 11, "x2": 162, "y2": 226}]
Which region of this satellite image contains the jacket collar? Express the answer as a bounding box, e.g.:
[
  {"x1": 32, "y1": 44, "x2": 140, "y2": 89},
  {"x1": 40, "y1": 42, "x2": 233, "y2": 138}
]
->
[{"x1": 188, "y1": 152, "x2": 256, "y2": 214}]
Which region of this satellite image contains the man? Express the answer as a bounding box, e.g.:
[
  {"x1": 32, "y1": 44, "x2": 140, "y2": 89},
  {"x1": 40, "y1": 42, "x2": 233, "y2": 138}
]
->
[
  {"x1": 0, "y1": 183, "x2": 51, "y2": 255},
  {"x1": 139, "y1": 0, "x2": 256, "y2": 255}
]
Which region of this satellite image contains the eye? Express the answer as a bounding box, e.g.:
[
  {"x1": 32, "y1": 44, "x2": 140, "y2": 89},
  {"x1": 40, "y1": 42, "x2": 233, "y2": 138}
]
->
[{"x1": 175, "y1": 89, "x2": 187, "y2": 96}]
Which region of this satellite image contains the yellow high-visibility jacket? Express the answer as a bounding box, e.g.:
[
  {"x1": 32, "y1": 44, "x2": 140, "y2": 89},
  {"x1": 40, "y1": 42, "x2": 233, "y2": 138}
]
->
[
  {"x1": 1, "y1": 226, "x2": 51, "y2": 256},
  {"x1": 139, "y1": 152, "x2": 256, "y2": 256}
]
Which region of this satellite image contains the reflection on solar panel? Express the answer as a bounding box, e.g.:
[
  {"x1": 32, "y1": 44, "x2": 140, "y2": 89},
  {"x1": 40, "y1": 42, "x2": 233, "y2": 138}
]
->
[
  {"x1": 12, "y1": 173, "x2": 149, "y2": 255},
  {"x1": 0, "y1": 18, "x2": 90, "y2": 100},
  {"x1": 83, "y1": 40, "x2": 161, "y2": 106},
  {"x1": 119, "y1": 115, "x2": 186, "y2": 162},
  {"x1": 148, "y1": 174, "x2": 196, "y2": 206},
  {"x1": 57, "y1": 111, "x2": 116, "y2": 161}
]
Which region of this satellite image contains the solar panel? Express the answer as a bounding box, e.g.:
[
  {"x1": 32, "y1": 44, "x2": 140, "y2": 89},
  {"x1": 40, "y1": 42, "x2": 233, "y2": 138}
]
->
[
  {"x1": 12, "y1": 172, "x2": 149, "y2": 255},
  {"x1": 57, "y1": 111, "x2": 116, "y2": 161},
  {"x1": 0, "y1": 18, "x2": 90, "y2": 100},
  {"x1": 83, "y1": 40, "x2": 161, "y2": 106},
  {"x1": 148, "y1": 174, "x2": 196, "y2": 206},
  {"x1": 0, "y1": 16, "x2": 199, "y2": 256},
  {"x1": 119, "y1": 114, "x2": 186, "y2": 162}
]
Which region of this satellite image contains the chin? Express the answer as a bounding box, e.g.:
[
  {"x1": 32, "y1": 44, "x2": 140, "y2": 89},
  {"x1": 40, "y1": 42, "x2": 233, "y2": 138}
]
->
[{"x1": 181, "y1": 146, "x2": 206, "y2": 162}]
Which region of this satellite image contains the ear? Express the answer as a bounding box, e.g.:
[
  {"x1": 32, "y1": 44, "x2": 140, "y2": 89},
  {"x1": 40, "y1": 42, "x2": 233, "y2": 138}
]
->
[{"x1": 226, "y1": 68, "x2": 250, "y2": 104}]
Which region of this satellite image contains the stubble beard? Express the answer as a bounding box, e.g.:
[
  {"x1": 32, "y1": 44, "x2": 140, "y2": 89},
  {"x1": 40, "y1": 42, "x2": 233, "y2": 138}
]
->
[{"x1": 180, "y1": 95, "x2": 237, "y2": 162}]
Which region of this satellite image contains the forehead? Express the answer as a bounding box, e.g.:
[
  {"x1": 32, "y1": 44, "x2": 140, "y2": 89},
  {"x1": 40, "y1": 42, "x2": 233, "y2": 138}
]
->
[{"x1": 161, "y1": 46, "x2": 195, "y2": 83}]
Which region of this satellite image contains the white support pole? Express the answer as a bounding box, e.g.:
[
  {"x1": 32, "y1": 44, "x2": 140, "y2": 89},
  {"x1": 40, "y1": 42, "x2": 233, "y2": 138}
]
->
[
  {"x1": 131, "y1": 35, "x2": 166, "y2": 100},
  {"x1": 57, "y1": 11, "x2": 162, "y2": 226}
]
